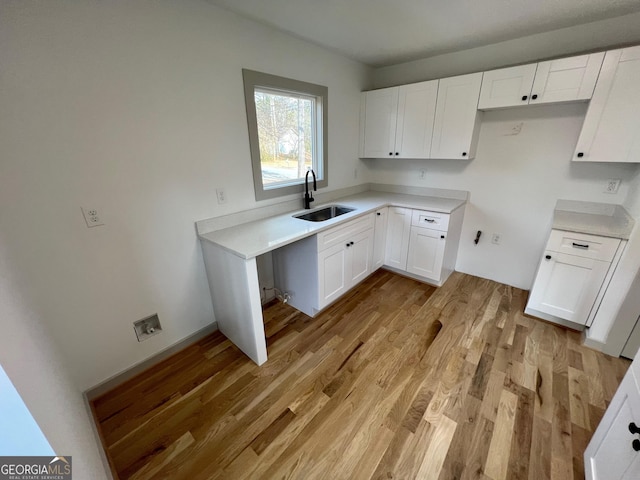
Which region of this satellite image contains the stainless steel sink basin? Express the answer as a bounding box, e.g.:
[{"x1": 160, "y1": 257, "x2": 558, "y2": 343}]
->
[{"x1": 294, "y1": 205, "x2": 355, "y2": 222}]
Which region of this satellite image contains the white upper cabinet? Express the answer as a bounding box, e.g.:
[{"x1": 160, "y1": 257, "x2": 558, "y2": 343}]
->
[
  {"x1": 479, "y1": 53, "x2": 605, "y2": 109},
  {"x1": 573, "y1": 46, "x2": 640, "y2": 163},
  {"x1": 430, "y1": 72, "x2": 483, "y2": 160},
  {"x1": 479, "y1": 64, "x2": 538, "y2": 109},
  {"x1": 360, "y1": 87, "x2": 399, "y2": 158},
  {"x1": 360, "y1": 80, "x2": 438, "y2": 159},
  {"x1": 531, "y1": 53, "x2": 605, "y2": 104},
  {"x1": 395, "y1": 82, "x2": 439, "y2": 158}
]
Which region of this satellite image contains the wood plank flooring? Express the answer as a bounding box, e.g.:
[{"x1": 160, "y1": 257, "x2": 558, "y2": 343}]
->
[{"x1": 92, "y1": 270, "x2": 630, "y2": 479}]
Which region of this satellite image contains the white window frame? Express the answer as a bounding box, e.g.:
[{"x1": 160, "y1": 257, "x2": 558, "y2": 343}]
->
[{"x1": 242, "y1": 69, "x2": 328, "y2": 201}]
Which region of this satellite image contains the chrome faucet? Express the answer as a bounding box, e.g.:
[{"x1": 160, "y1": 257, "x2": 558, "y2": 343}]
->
[{"x1": 304, "y1": 169, "x2": 316, "y2": 209}]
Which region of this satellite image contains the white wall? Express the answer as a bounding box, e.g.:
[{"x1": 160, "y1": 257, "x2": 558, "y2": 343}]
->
[
  {"x1": 364, "y1": 104, "x2": 639, "y2": 289},
  {"x1": 586, "y1": 168, "x2": 640, "y2": 355},
  {"x1": 373, "y1": 12, "x2": 640, "y2": 88},
  {"x1": 0, "y1": 0, "x2": 371, "y2": 390},
  {"x1": 0, "y1": 242, "x2": 110, "y2": 478}
]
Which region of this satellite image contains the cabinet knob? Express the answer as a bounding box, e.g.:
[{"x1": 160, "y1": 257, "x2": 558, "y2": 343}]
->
[
  {"x1": 531, "y1": 94, "x2": 538, "y2": 100},
  {"x1": 634, "y1": 439, "x2": 640, "y2": 452},
  {"x1": 395, "y1": 152, "x2": 399, "y2": 156},
  {"x1": 346, "y1": 243, "x2": 350, "y2": 247},
  {"x1": 376, "y1": 212, "x2": 381, "y2": 216},
  {"x1": 389, "y1": 152, "x2": 393, "y2": 156},
  {"x1": 441, "y1": 235, "x2": 445, "y2": 239},
  {"x1": 630, "y1": 423, "x2": 640, "y2": 435},
  {"x1": 522, "y1": 95, "x2": 528, "y2": 101},
  {"x1": 462, "y1": 152, "x2": 467, "y2": 157},
  {"x1": 545, "y1": 255, "x2": 552, "y2": 260},
  {"x1": 577, "y1": 152, "x2": 584, "y2": 158}
]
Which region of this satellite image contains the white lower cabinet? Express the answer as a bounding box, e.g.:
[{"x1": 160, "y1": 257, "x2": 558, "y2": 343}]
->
[
  {"x1": 406, "y1": 227, "x2": 446, "y2": 282},
  {"x1": 274, "y1": 213, "x2": 374, "y2": 317},
  {"x1": 318, "y1": 228, "x2": 373, "y2": 309},
  {"x1": 525, "y1": 229, "x2": 624, "y2": 328},
  {"x1": 384, "y1": 207, "x2": 412, "y2": 270},
  {"x1": 372, "y1": 208, "x2": 388, "y2": 270},
  {"x1": 585, "y1": 354, "x2": 640, "y2": 479},
  {"x1": 274, "y1": 203, "x2": 466, "y2": 316},
  {"x1": 385, "y1": 206, "x2": 464, "y2": 287}
]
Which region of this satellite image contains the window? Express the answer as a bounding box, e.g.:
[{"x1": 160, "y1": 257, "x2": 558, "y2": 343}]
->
[{"x1": 243, "y1": 69, "x2": 328, "y2": 200}]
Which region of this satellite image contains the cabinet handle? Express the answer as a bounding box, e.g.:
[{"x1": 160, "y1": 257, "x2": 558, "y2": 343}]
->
[
  {"x1": 389, "y1": 152, "x2": 393, "y2": 156},
  {"x1": 441, "y1": 235, "x2": 445, "y2": 239},
  {"x1": 395, "y1": 152, "x2": 399, "y2": 156},
  {"x1": 634, "y1": 439, "x2": 640, "y2": 452},
  {"x1": 629, "y1": 423, "x2": 640, "y2": 435},
  {"x1": 572, "y1": 242, "x2": 589, "y2": 250},
  {"x1": 424, "y1": 218, "x2": 436, "y2": 223},
  {"x1": 577, "y1": 152, "x2": 584, "y2": 158},
  {"x1": 462, "y1": 152, "x2": 467, "y2": 157},
  {"x1": 545, "y1": 255, "x2": 552, "y2": 260},
  {"x1": 531, "y1": 94, "x2": 538, "y2": 100},
  {"x1": 376, "y1": 212, "x2": 381, "y2": 216},
  {"x1": 522, "y1": 95, "x2": 528, "y2": 101},
  {"x1": 346, "y1": 243, "x2": 350, "y2": 247}
]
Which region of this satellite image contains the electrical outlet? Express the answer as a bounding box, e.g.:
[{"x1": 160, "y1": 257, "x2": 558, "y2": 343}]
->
[
  {"x1": 605, "y1": 179, "x2": 621, "y2": 194},
  {"x1": 216, "y1": 188, "x2": 227, "y2": 204},
  {"x1": 81, "y1": 207, "x2": 104, "y2": 227},
  {"x1": 491, "y1": 233, "x2": 501, "y2": 245}
]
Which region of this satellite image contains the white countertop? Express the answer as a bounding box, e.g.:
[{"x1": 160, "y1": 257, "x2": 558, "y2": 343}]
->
[
  {"x1": 553, "y1": 200, "x2": 635, "y2": 240},
  {"x1": 199, "y1": 191, "x2": 466, "y2": 259}
]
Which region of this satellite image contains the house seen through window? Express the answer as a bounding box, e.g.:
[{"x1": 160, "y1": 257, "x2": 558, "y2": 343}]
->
[{"x1": 243, "y1": 70, "x2": 328, "y2": 200}]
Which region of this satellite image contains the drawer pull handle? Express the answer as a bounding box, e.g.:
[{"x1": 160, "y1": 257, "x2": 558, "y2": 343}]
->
[
  {"x1": 424, "y1": 219, "x2": 436, "y2": 223},
  {"x1": 630, "y1": 423, "x2": 640, "y2": 435},
  {"x1": 572, "y1": 242, "x2": 589, "y2": 249},
  {"x1": 545, "y1": 255, "x2": 552, "y2": 260},
  {"x1": 634, "y1": 439, "x2": 640, "y2": 452}
]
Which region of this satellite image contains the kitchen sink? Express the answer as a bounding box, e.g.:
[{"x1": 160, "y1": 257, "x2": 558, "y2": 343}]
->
[{"x1": 294, "y1": 205, "x2": 355, "y2": 222}]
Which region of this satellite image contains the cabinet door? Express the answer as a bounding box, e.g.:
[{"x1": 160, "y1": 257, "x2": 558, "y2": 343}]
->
[
  {"x1": 349, "y1": 229, "x2": 374, "y2": 286},
  {"x1": 372, "y1": 208, "x2": 388, "y2": 270},
  {"x1": 318, "y1": 243, "x2": 348, "y2": 308},
  {"x1": 384, "y1": 207, "x2": 412, "y2": 270},
  {"x1": 573, "y1": 46, "x2": 640, "y2": 163},
  {"x1": 431, "y1": 72, "x2": 483, "y2": 159},
  {"x1": 478, "y1": 64, "x2": 537, "y2": 109},
  {"x1": 530, "y1": 52, "x2": 605, "y2": 105},
  {"x1": 395, "y1": 80, "x2": 438, "y2": 158},
  {"x1": 585, "y1": 367, "x2": 640, "y2": 480},
  {"x1": 406, "y1": 227, "x2": 446, "y2": 281},
  {"x1": 361, "y1": 88, "x2": 399, "y2": 158},
  {"x1": 527, "y1": 251, "x2": 610, "y2": 324}
]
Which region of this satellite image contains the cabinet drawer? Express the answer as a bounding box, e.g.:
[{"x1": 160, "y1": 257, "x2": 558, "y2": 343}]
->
[
  {"x1": 546, "y1": 230, "x2": 621, "y2": 262},
  {"x1": 316, "y1": 213, "x2": 374, "y2": 252},
  {"x1": 411, "y1": 209, "x2": 449, "y2": 231}
]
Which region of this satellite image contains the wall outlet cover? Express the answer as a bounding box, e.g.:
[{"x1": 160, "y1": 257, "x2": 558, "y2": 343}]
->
[
  {"x1": 81, "y1": 207, "x2": 104, "y2": 227},
  {"x1": 605, "y1": 179, "x2": 621, "y2": 194}
]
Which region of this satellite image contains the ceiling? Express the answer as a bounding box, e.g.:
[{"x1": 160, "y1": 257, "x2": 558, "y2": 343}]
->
[{"x1": 206, "y1": 0, "x2": 640, "y2": 67}]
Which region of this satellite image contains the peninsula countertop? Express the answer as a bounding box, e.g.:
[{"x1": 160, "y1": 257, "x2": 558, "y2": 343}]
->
[{"x1": 198, "y1": 191, "x2": 467, "y2": 259}]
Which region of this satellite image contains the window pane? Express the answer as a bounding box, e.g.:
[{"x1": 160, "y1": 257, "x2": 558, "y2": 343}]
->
[{"x1": 254, "y1": 89, "x2": 314, "y2": 187}]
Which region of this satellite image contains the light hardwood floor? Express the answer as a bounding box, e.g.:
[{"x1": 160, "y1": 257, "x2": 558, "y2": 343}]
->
[{"x1": 92, "y1": 270, "x2": 630, "y2": 479}]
